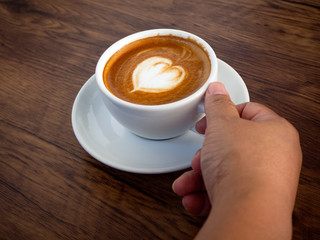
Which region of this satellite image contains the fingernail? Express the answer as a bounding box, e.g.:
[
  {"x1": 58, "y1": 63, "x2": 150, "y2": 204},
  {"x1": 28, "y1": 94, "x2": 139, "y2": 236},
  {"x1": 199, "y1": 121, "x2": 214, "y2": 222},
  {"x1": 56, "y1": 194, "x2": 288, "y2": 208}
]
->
[{"x1": 207, "y1": 82, "x2": 228, "y2": 95}]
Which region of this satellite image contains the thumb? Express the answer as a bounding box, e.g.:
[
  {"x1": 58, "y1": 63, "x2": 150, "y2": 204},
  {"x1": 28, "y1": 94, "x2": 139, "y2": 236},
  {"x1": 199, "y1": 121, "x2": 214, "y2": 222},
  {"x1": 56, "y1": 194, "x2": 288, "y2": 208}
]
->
[{"x1": 205, "y1": 82, "x2": 239, "y2": 125}]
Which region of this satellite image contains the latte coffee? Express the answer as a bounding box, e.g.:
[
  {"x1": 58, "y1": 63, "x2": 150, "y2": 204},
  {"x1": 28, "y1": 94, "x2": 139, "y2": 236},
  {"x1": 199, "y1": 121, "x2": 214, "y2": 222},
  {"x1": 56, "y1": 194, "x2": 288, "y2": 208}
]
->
[{"x1": 103, "y1": 35, "x2": 211, "y2": 105}]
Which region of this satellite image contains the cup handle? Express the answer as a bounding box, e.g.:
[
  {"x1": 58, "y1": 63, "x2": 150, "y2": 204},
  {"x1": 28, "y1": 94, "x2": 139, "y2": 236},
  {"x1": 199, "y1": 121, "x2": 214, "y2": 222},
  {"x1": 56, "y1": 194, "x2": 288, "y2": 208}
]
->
[
  {"x1": 197, "y1": 101, "x2": 205, "y2": 114},
  {"x1": 190, "y1": 100, "x2": 206, "y2": 134}
]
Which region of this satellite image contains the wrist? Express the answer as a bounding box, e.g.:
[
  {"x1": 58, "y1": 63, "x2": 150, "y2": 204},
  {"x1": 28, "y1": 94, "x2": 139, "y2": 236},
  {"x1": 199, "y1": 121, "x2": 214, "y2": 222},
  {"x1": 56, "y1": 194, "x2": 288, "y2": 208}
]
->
[
  {"x1": 211, "y1": 170, "x2": 297, "y2": 212},
  {"x1": 196, "y1": 179, "x2": 294, "y2": 240}
]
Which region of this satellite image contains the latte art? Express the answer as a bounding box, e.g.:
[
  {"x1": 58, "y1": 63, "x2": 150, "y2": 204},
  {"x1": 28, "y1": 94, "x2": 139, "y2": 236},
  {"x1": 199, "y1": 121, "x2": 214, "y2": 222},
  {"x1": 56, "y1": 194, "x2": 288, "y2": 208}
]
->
[
  {"x1": 103, "y1": 35, "x2": 211, "y2": 105},
  {"x1": 131, "y1": 56, "x2": 185, "y2": 93}
]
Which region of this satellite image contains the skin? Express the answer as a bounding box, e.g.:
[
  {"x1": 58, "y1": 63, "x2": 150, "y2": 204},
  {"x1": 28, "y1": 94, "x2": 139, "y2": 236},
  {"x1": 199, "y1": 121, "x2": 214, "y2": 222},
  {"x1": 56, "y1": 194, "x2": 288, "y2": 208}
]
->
[{"x1": 172, "y1": 82, "x2": 302, "y2": 239}]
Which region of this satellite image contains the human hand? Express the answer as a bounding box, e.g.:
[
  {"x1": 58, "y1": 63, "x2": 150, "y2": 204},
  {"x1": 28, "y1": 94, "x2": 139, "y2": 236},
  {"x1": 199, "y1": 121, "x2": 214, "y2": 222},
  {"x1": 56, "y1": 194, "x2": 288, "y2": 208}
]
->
[{"x1": 172, "y1": 82, "x2": 302, "y2": 238}]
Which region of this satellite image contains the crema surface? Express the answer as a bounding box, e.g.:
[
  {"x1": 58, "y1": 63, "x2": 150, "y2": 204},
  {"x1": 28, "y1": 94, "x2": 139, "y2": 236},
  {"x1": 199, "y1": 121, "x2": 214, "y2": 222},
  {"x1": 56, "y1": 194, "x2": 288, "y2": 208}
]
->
[{"x1": 103, "y1": 36, "x2": 211, "y2": 105}]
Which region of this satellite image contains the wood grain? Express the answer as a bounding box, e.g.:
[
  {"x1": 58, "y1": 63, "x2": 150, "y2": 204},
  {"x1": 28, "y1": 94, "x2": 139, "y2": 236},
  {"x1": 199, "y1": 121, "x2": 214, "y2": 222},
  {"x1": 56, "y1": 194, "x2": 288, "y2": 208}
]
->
[{"x1": 1, "y1": 0, "x2": 319, "y2": 239}]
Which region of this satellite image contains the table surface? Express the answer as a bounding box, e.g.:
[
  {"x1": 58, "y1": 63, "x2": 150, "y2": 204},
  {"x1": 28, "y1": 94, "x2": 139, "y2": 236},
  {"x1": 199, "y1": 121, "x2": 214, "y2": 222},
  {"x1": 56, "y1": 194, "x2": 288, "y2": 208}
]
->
[{"x1": 1, "y1": 0, "x2": 319, "y2": 239}]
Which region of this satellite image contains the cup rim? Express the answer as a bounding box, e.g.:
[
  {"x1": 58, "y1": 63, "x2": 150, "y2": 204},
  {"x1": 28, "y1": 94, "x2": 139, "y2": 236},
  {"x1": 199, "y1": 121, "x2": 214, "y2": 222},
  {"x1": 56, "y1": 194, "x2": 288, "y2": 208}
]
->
[{"x1": 95, "y1": 28, "x2": 218, "y2": 110}]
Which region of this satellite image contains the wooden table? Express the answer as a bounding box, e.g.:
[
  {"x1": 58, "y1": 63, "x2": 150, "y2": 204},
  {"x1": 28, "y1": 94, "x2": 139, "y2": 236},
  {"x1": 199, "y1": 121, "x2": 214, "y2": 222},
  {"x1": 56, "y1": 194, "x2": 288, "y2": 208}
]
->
[{"x1": 1, "y1": 1, "x2": 319, "y2": 239}]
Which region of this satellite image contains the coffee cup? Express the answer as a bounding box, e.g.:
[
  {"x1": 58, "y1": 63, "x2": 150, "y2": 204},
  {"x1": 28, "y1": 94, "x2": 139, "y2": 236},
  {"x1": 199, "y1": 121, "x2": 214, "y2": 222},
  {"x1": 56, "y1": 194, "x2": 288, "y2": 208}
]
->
[{"x1": 96, "y1": 29, "x2": 218, "y2": 139}]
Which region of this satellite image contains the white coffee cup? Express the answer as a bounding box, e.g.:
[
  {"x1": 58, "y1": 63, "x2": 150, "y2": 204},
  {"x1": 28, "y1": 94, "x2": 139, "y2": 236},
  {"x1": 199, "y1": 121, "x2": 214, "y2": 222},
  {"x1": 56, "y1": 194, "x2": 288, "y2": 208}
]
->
[{"x1": 96, "y1": 29, "x2": 218, "y2": 140}]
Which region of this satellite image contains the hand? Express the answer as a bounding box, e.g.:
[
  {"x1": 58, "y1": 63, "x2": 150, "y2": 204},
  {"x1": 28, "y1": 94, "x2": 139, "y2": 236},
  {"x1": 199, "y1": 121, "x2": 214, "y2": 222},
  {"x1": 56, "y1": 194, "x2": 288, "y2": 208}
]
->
[{"x1": 172, "y1": 82, "x2": 302, "y2": 239}]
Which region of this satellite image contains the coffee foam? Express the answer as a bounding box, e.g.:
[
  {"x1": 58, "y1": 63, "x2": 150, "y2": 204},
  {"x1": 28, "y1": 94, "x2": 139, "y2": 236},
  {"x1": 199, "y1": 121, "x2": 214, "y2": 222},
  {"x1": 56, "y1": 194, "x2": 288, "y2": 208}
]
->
[
  {"x1": 131, "y1": 56, "x2": 185, "y2": 93},
  {"x1": 103, "y1": 35, "x2": 211, "y2": 105}
]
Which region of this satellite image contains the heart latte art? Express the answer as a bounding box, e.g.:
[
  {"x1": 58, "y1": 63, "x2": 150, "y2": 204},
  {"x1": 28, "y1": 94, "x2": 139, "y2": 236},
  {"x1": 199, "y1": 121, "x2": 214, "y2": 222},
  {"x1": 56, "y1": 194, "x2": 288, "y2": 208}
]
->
[
  {"x1": 103, "y1": 35, "x2": 211, "y2": 105},
  {"x1": 131, "y1": 56, "x2": 185, "y2": 93}
]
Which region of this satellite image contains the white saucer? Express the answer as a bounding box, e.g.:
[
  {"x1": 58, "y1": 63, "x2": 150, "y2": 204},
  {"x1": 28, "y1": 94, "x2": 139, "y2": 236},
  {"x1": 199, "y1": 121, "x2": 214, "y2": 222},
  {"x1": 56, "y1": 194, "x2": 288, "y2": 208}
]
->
[{"x1": 71, "y1": 59, "x2": 249, "y2": 174}]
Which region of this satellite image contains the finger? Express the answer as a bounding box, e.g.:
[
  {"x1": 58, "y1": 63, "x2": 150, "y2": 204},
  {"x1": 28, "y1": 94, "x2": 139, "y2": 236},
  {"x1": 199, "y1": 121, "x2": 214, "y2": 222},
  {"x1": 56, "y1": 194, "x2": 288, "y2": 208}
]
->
[
  {"x1": 191, "y1": 149, "x2": 201, "y2": 173},
  {"x1": 236, "y1": 102, "x2": 281, "y2": 121},
  {"x1": 195, "y1": 116, "x2": 207, "y2": 134},
  {"x1": 182, "y1": 193, "x2": 211, "y2": 216},
  {"x1": 204, "y1": 82, "x2": 239, "y2": 126},
  {"x1": 172, "y1": 170, "x2": 205, "y2": 196}
]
